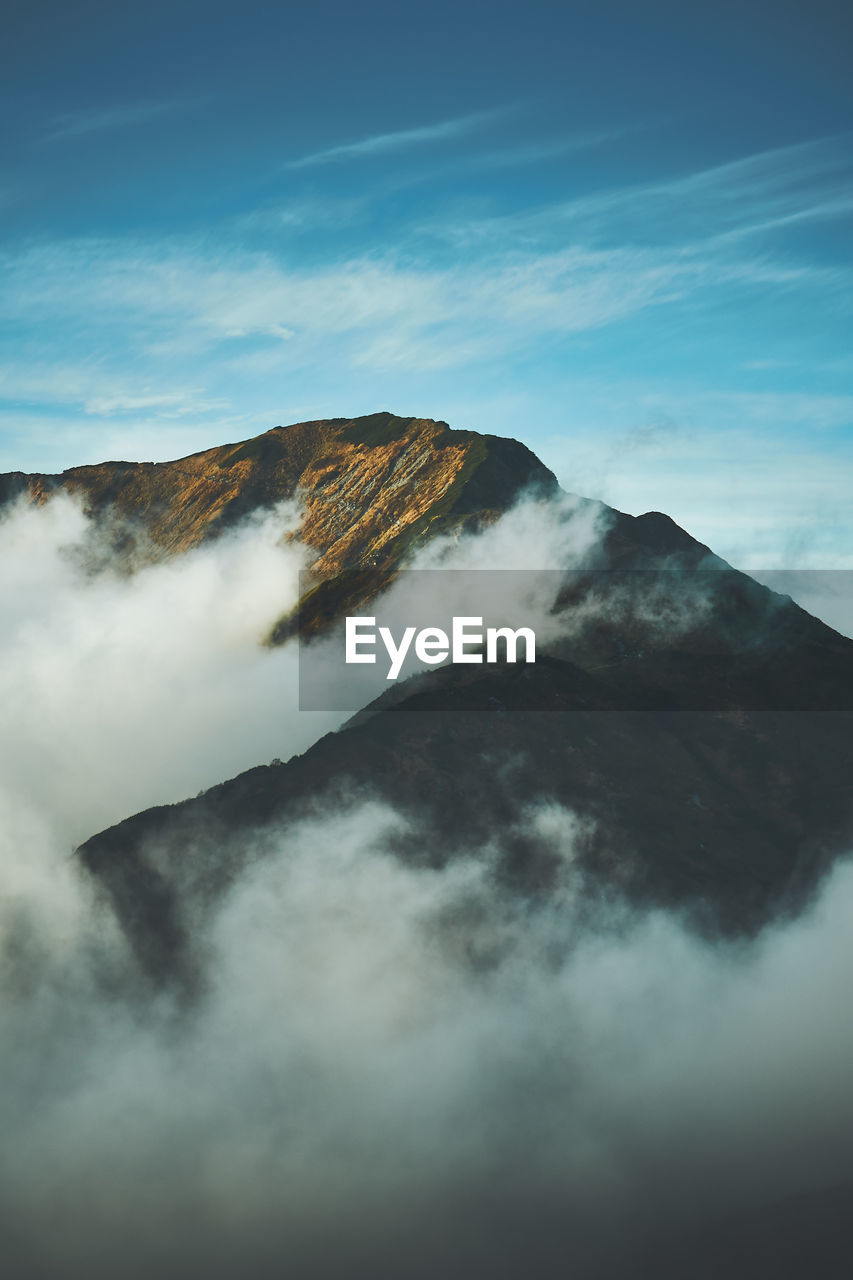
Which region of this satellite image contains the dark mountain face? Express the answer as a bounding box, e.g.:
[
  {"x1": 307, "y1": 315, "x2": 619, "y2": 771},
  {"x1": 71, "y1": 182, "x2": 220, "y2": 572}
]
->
[
  {"x1": 59, "y1": 414, "x2": 853, "y2": 987},
  {"x1": 81, "y1": 661, "x2": 853, "y2": 986}
]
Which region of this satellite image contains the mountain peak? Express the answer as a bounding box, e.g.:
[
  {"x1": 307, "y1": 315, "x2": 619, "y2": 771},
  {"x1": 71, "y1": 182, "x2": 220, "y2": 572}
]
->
[{"x1": 0, "y1": 411, "x2": 559, "y2": 578}]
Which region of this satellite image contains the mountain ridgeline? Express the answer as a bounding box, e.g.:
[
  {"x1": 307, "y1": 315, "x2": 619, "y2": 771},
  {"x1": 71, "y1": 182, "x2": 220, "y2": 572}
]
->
[
  {"x1": 5, "y1": 412, "x2": 850, "y2": 984},
  {"x1": 0, "y1": 411, "x2": 558, "y2": 639},
  {"x1": 2, "y1": 412, "x2": 558, "y2": 557}
]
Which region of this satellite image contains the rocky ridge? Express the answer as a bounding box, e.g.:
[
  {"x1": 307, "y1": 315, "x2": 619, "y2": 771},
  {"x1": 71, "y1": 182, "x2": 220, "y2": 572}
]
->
[{"x1": 0, "y1": 411, "x2": 555, "y2": 569}]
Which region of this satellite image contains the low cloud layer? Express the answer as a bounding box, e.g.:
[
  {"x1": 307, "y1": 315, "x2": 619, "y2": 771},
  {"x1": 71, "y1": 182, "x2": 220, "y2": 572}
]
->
[
  {"x1": 4, "y1": 790, "x2": 853, "y2": 1279},
  {"x1": 299, "y1": 490, "x2": 622, "y2": 708},
  {"x1": 1, "y1": 491, "x2": 853, "y2": 1278},
  {"x1": 0, "y1": 492, "x2": 342, "y2": 843}
]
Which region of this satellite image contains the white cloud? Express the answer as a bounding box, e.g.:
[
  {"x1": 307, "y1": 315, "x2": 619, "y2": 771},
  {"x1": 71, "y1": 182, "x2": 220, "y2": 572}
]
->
[
  {"x1": 82, "y1": 389, "x2": 226, "y2": 417},
  {"x1": 423, "y1": 132, "x2": 853, "y2": 253},
  {"x1": 0, "y1": 488, "x2": 852, "y2": 1276},
  {"x1": 4, "y1": 776, "x2": 853, "y2": 1276},
  {"x1": 543, "y1": 415, "x2": 853, "y2": 593},
  {"x1": 285, "y1": 105, "x2": 511, "y2": 169},
  {"x1": 3, "y1": 135, "x2": 849, "y2": 412},
  {"x1": 2, "y1": 131, "x2": 851, "y2": 570},
  {"x1": 461, "y1": 125, "x2": 633, "y2": 173},
  {"x1": 0, "y1": 494, "x2": 338, "y2": 840},
  {"x1": 43, "y1": 99, "x2": 183, "y2": 142},
  {"x1": 0, "y1": 234, "x2": 790, "y2": 384}
]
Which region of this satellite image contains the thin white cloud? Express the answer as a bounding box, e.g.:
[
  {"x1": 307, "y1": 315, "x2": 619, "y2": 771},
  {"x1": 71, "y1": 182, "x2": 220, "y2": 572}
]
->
[
  {"x1": 44, "y1": 99, "x2": 182, "y2": 142},
  {"x1": 329, "y1": 124, "x2": 640, "y2": 195},
  {"x1": 285, "y1": 105, "x2": 511, "y2": 169},
  {"x1": 239, "y1": 194, "x2": 371, "y2": 232},
  {"x1": 544, "y1": 413, "x2": 853, "y2": 578},
  {"x1": 467, "y1": 126, "x2": 628, "y2": 172},
  {"x1": 0, "y1": 361, "x2": 225, "y2": 421},
  {"x1": 0, "y1": 234, "x2": 796, "y2": 376},
  {"x1": 5, "y1": 131, "x2": 848, "y2": 395},
  {"x1": 425, "y1": 133, "x2": 853, "y2": 251},
  {"x1": 83, "y1": 389, "x2": 228, "y2": 417},
  {"x1": 604, "y1": 132, "x2": 853, "y2": 233},
  {"x1": 1, "y1": 129, "x2": 851, "y2": 573}
]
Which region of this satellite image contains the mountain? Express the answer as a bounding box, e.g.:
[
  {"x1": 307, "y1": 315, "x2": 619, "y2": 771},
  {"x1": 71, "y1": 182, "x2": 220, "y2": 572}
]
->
[
  {"x1": 4, "y1": 409, "x2": 782, "y2": 638},
  {"x1": 63, "y1": 413, "x2": 853, "y2": 985},
  {"x1": 0, "y1": 412, "x2": 556, "y2": 635},
  {"x1": 2, "y1": 412, "x2": 556, "y2": 557},
  {"x1": 81, "y1": 651, "x2": 853, "y2": 985}
]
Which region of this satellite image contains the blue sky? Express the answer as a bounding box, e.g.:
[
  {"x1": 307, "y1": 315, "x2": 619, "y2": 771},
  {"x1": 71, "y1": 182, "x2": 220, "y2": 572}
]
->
[{"x1": 2, "y1": 0, "x2": 852, "y2": 568}]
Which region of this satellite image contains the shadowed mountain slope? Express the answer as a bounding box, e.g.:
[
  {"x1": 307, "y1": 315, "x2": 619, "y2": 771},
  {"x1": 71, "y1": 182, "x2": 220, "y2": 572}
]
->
[{"x1": 81, "y1": 652, "x2": 853, "y2": 984}]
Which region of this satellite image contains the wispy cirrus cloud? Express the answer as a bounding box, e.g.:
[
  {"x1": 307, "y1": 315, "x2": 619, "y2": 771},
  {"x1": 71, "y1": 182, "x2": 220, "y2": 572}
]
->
[
  {"x1": 0, "y1": 357, "x2": 227, "y2": 428},
  {"x1": 0, "y1": 179, "x2": 842, "y2": 414},
  {"x1": 2, "y1": 132, "x2": 851, "y2": 536},
  {"x1": 466, "y1": 125, "x2": 632, "y2": 173},
  {"x1": 3, "y1": 132, "x2": 850, "y2": 407},
  {"x1": 343, "y1": 124, "x2": 640, "y2": 197},
  {"x1": 285, "y1": 105, "x2": 512, "y2": 169},
  {"x1": 43, "y1": 98, "x2": 183, "y2": 142},
  {"x1": 425, "y1": 133, "x2": 853, "y2": 252},
  {"x1": 9, "y1": 136, "x2": 840, "y2": 386},
  {"x1": 0, "y1": 236, "x2": 759, "y2": 376}
]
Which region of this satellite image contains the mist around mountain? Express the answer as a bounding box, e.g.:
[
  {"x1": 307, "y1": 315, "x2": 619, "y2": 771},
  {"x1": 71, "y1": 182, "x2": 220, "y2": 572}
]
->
[{"x1": 2, "y1": 414, "x2": 853, "y2": 1279}]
